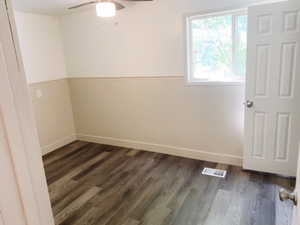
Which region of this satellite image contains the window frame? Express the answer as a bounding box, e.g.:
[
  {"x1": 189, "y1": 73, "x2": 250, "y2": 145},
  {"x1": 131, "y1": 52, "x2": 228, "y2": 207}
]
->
[{"x1": 185, "y1": 8, "x2": 248, "y2": 86}]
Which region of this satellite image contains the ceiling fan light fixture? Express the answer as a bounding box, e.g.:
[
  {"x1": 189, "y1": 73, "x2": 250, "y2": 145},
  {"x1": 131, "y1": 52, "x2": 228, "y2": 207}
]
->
[{"x1": 96, "y1": 2, "x2": 116, "y2": 17}]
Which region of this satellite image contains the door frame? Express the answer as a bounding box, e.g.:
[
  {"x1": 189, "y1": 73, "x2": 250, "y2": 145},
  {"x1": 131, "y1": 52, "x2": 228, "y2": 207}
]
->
[{"x1": 0, "y1": 0, "x2": 54, "y2": 225}]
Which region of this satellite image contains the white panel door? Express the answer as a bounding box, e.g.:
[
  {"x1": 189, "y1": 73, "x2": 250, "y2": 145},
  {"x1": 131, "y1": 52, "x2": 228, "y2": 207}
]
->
[
  {"x1": 0, "y1": 0, "x2": 29, "y2": 223},
  {"x1": 0, "y1": 0, "x2": 48, "y2": 224},
  {"x1": 0, "y1": 0, "x2": 54, "y2": 224},
  {"x1": 244, "y1": 0, "x2": 300, "y2": 176}
]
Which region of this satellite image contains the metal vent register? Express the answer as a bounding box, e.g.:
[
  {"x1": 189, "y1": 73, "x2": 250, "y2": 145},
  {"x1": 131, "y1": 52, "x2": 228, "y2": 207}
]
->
[{"x1": 202, "y1": 167, "x2": 227, "y2": 178}]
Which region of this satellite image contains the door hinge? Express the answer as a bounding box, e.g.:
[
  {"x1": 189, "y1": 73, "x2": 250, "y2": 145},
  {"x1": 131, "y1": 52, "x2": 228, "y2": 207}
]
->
[
  {"x1": 3, "y1": 0, "x2": 8, "y2": 10},
  {"x1": 279, "y1": 188, "x2": 297, "y2": 206}
]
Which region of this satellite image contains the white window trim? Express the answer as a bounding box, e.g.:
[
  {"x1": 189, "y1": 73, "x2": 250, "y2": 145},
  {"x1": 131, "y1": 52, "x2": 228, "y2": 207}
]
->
[{"x1": 185, "y1": 8, "x2": 248, "y2": 86}]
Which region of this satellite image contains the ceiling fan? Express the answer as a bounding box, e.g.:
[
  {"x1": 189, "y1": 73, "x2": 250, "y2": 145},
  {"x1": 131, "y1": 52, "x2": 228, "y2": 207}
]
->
[{"x1": 68, "y1": 0, "x2": 153, "y2": 17}]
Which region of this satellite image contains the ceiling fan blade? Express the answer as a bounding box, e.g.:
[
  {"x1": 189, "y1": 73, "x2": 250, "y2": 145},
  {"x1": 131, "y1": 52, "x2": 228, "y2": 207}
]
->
[
  {"x1": 68, "y1": 1, "x2": 98, "y2": 9},
  {"x1": 111, "y1": 1, "x2": 125, "y2": 10}
]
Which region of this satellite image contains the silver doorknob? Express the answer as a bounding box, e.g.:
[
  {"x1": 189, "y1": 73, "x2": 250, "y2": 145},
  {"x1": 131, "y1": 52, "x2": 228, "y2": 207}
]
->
[
  {"x1": 279, "y1": 188, "x2": 297, "y2": 206},
  {"x1": 244, "y1": 100, "x2": 254, "y2": 108}
]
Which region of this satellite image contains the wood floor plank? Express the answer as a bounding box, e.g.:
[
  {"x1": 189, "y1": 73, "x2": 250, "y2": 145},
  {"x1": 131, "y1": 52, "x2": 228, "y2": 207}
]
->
[
  {"x1": 127, "y1": 149, "x2": 140, "y2": 157},
  {"x1": 88, "y1": 154, "x2": 162, "y2": 209},
  {"x1": 103, "y1": 178, "x2": 160, "y2": 225},
  {"x1": 73, "y1": 149, "x2": 128, "y2": 181},
  {"x1": 43, "y1": 142, "x2": 295, "y2": 225},
  {"x1": 124, "y1": 218, "x2": 140, "y2": 225},
  {"x1": 140, "y1": 206, "x2": 171, "y2": 225},
  {"x1": 166, "y1": 159, "x2": 204, "y2": 211},
  {"x1": 50, "y1": 179, "x2": 78, "y2": 204},
  {"x1": 46, "y1": 143, "x2": 105, "y2": 184},
  {"x1": 203, "y1": 189, "x2": 232, "y2": 225},
  {"x1": 70, "y1": 207, "x2": 100, "y2": 225},
  {"x1": 221, "y1": 196, "x2": 242, "y2": 225},
  {"x1": 43, "y1": 141, "x2": 89, "y2": 166},
  {"x1": 129, "y1": 180, "x2": 163, "y2": 220},
  {"x1": 54, "y1": 186, "x2": 100, "y2": 225},
  {"x1": 49, "y1": 151, "x2": 110, "y2": 191},
  {"x1": 52, "y1": 181, "x2": 96, "y2": 215}
]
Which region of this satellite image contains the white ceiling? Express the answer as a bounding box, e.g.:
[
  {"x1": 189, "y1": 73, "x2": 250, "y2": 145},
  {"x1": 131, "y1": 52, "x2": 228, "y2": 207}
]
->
[
  {"x1": 12, "y1": 0, "x2": 89, "y2": 15},
  {"x1": 12, "y1": 0, "x2": 273, "y2": 16},
  {"x1": 12, "y1": 0, "x2": 145, "y2": 15}
]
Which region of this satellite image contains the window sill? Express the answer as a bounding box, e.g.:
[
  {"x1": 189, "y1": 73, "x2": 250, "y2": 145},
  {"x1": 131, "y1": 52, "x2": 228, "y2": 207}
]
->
[{"x1": 185, "y1": 80, "x2": 245, "y2": 86}]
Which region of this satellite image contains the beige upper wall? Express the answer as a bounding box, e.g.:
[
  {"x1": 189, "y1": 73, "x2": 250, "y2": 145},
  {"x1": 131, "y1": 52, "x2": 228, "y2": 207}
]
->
[
  {"x1": 60, "y1": 0, "x2": 264, "y2": 77},
  {"x1": 14, "y1": 11, "x2": 67, "y2": 83}
]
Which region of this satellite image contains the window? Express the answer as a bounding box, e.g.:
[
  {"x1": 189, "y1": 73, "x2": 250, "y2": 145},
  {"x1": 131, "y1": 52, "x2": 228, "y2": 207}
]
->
[{"x1": 186, "y1": 9, "x2": 248, "y2": 84}]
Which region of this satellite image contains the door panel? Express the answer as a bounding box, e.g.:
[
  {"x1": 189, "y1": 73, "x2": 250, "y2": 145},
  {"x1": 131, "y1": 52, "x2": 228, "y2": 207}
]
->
[
  {"x1": 274, "y1": 112, "x2": 290, "y2": 160},
  {"x1": 255, "y1": 44, "x2": 271, "y2": 97},
  {"x1": 279, "y1": 42, "x2": 297, "y2": 97},
  {"x1": 252, "y1": 112, "x2": 267, "y2": 158},
  {"x1": 0, "y1": 110, "x2": 26, "y2": 225},
  {"x1": 244, "y1": 1, "x2": 300, "y2": 176},
  {"x1": 0, "y1": 214, "x2": 4, "y2": 225}
]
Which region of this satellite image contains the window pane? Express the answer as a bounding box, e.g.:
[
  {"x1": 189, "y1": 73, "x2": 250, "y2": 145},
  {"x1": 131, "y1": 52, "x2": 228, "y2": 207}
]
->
[
  {"x1": 235, "y1": 15, "x2": 248, "y2": 78},
  {"x1": 191, "y1": 15, "x2": 233, "y2": 81}
]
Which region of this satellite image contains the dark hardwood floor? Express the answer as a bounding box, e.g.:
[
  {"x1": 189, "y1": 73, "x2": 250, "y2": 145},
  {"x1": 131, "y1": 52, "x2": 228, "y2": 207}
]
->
[{"x1": 43, "y1": 141, "x2": 295, "y2": 225}]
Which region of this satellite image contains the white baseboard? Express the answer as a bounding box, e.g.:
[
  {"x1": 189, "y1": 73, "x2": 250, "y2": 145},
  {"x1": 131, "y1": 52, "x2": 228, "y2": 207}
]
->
[
  {"x1": 76, "y1": 134, "x2": 243, "y2": 166},
  {"x1": 41, "y1": 134, "x2": 76, "y2": 155}
]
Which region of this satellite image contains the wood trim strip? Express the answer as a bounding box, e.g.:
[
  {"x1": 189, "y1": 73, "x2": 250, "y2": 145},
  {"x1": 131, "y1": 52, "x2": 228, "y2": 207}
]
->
[
  {"x1": 27, "y1": 76, "x2": 185, "y2": 85},
  {"x1": 68, "y1": 75, "x2": 184, "y2": 80},
  {"x1": 41, "y1": 134, "x2": 76, "y2": 156},
  {"x1": 76, "y1": 134, "x2": 243, "y2": 166}
]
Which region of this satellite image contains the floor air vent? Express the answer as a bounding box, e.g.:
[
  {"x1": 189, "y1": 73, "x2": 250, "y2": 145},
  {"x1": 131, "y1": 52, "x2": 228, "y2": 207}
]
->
[{"x1": 202, "y1": 167, "x2": 227, "y2": 178}]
